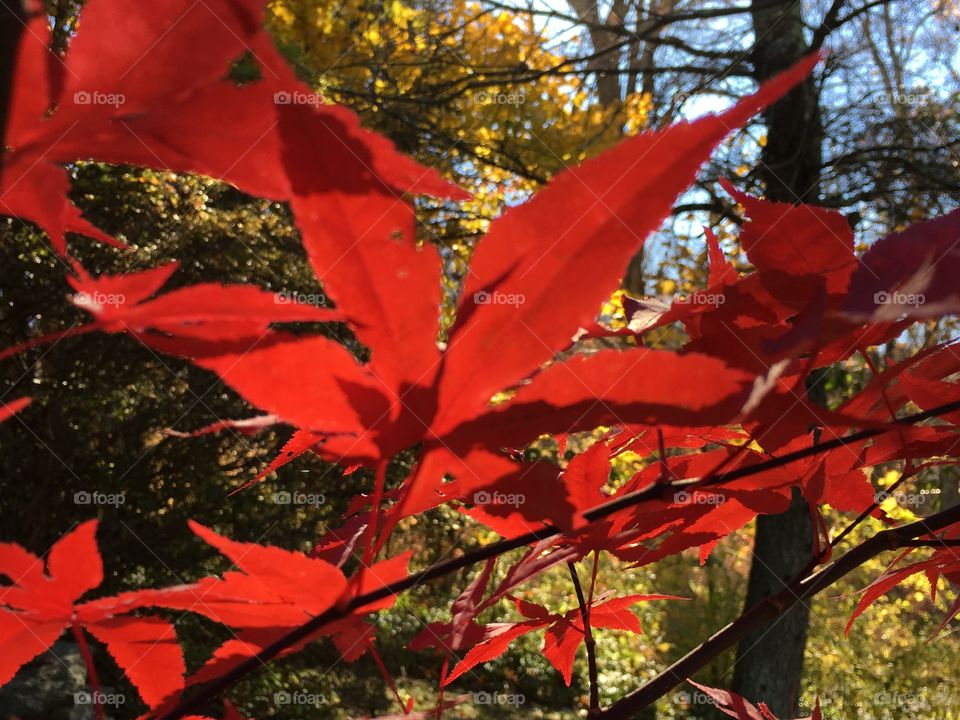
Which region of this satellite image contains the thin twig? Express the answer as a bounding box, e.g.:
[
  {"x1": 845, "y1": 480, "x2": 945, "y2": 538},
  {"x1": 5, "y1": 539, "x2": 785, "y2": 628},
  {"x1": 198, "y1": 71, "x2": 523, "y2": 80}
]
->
[
  {"x1": 568, "y1": 561, "x2": 600, "y2": 716},
  {"x1": 72, "y1": 621, "x2": 104, "y2": 720}
]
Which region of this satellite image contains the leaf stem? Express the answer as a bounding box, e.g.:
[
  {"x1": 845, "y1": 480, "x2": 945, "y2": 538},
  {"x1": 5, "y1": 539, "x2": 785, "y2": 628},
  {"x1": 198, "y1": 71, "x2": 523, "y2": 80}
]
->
[
  {"x1": 72, "y1": 621, "x2": 104, "y2": 720},
  {"x1": 568, "y1": 561, "x2": 601, "y2": 716},
  {"x1": 361, "y1": 459, "x2": 389, "y2": 568}
]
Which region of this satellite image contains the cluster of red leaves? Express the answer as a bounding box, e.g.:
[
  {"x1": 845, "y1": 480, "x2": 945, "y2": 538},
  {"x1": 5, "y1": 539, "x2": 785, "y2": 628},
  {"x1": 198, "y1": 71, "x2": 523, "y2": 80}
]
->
[
  {"x1": 2, "y1": 0, "x2": 960, "y2": 717},
  {"x1": 846, "y1": 525, "x2": 960, "y2": 636},
  {"x1": 0, "y1": 520, "x2": 403, "y2": 715}
]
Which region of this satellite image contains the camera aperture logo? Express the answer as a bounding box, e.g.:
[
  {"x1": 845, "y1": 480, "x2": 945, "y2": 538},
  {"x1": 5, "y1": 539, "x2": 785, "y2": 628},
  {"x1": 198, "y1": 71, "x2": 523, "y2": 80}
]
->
[
  {"x1": 73, "y1": 291, "x2": 126, "y2": 312},
  {"x1": 473, "y1": 490, "x2": 525, "y2": 508},
  {"x1": 883, "y1": 89, "x2": 933, "y2": 106},
  {"x1": 74, "y1": 490, "x2": 125, "y2": 507},
  {"x1": 473, "y1": 290, "x2": 525, "y2": 307},
  {"x1": 874, "y1": 690, "x2": 935, "y2": 711},
  {"x1": 672, "y1": 290, "x2": 725, "y2": 307},
  {"x1": 474, "y1": 691, "x2": 525, "y2": 706},
  {"x1": 272, "y1": 490, "x2": 326, "y2": 507},
  {"x1": 274, "y1": 290, "x2": 327, "y2": 306},
  {"x1": 75, "y1": 691, "x2": 125, "y2": 706},
  {"x1": 474, "y1": 90, "x2": 525, "y2": 105},
  {"x1": 674, "y1": 489, "x2": 725, "y2": 506},
  {"x1": 874, "y1": 488, "x2": 939, "y2": 507},
  {"x1": 673, "y1": 690, "x2": 714, "y2": 707},
  {"x1": 275, "y1": 690, "x2": 328, "y2": 707},
  {"x1": 73, "y1": 90, "x2": 125, "y2": 107},
  {"x1": 273, "y1": 90, "x2": 323, "y2": 107},
  {"x1": 874, "y1": 290, "x2": 925, "y2": 308}
]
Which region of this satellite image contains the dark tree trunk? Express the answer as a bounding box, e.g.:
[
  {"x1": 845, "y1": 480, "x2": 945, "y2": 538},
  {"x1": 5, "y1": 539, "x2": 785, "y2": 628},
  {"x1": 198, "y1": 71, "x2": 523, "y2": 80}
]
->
[
  {"x1": 0, "y1": 0, "x2": 27, "y2": 159},
  {"x1": 568, "y1": 0, "x2": 626, "y2": 108},
  {"x1": 730, "y1": 2, "x2": 824, "y2": 715}
]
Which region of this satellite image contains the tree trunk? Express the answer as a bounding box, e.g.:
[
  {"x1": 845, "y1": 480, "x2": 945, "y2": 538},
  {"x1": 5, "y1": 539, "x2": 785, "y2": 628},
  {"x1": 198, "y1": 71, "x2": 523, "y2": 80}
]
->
[
  {"x1": 567, "y1": 0, "x2": 626, "y2": 108},
  {"x1": 0, "y1": 0, "x2": 27, "y2": 158},
  {"x1": 730, "y1": 2, "x2": 823, "y2": 715}
]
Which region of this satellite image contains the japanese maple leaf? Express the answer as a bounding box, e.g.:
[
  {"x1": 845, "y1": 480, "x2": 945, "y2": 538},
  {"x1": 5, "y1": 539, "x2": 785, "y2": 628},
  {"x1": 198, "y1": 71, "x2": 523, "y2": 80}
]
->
[
  {"x1": 437, "y1": 592, "x2": 681, "y2": 686},
  {"x1": 155, "y1": 54, "x2": 823, "y2": 536},
  {"x1": 462, "y1": 431, "x2": 804, "y2": 566},
  {"x1": 608, "y1": 181, "x2": 941, "y2": 454},
  {"x1": 0, "y1": 262, "x2": 343, "y2": 363},
  {"x1": 843, "y1": 209, "x2": 960, "y2": 322},
  {"x1": 846, "y1": 524, "x2": 960, "y2": 637},
  {"x1": 686, "y1": 681, "x2": 822, "y2": 720},
  {"x1": 120, "y1": 522, "x2": 410, "y2": 690},
  {"x1": 0, "y1": 521, "x2": 185, "y2": 708},
  {"x1": 66, "y1": 261, "x2": 341, "y2": 341},
  {"x1": 2, "y1": 0, "x2": 462, "y2": 254},
  {"x1": 620, "y1": 181, "x2": 859, "y2": 357}
]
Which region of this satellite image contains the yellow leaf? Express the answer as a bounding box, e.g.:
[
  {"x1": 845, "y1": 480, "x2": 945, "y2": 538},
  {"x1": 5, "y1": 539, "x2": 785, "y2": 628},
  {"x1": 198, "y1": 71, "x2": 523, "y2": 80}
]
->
[{"x1": 659, "y1": 279, "x2": 677, "y2": 295}]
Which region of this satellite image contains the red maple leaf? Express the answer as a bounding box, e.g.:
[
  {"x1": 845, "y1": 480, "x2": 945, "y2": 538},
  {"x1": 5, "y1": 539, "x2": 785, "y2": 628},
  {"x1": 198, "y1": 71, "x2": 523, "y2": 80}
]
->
[
  {"x1": 686, "y1": 680, "x2": 822, "y2": 720},
  {"x1": 0, "y1": 521, "x2": 185, "y2": 708},
  {"x1": 147, "y1": 54, "x2": 824, "y2": 540},
  {"x1": 436, "y1": 592, "x2": 681, "y2": 685},
  {"x1": 2, "y1": 0, "x2": 463, "y2": 254}
]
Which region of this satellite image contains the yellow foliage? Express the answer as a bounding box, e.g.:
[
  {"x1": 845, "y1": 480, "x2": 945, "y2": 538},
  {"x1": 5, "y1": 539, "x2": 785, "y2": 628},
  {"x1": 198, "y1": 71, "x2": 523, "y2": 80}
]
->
[
  {"x1": 267, "y1": 0, "x2": 651, "y2": 338},
  {"x1": 658, "y1": 278, "x2": 677, "y2": 295},
  {"x1": 266, "y1": 0, "x2": 650, "y2": 237}
]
